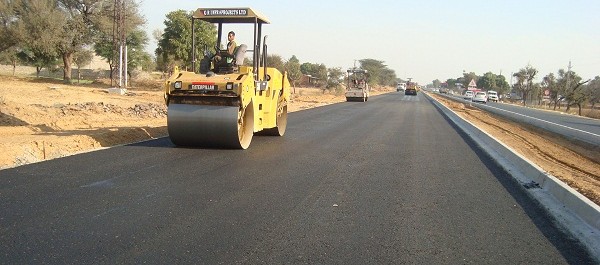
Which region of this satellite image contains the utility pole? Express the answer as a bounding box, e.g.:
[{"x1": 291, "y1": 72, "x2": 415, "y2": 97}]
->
[
  {"x1": 112, "y1": 0, "x2": 127, "y2": 88},
  {"x1": 566, "y1": 60, "x2": 572, "y2": 93}
]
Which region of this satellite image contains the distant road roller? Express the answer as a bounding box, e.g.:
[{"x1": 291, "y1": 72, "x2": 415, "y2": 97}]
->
[
  {"x1": 164, "y1": 8, "x2": 290, "y2": 149},
  {"x1": 345, "y1": 68, "x2": 369, "y2": 102}
]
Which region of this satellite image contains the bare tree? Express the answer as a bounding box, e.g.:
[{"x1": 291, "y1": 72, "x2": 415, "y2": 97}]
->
[{"x1": 284, "y1": 55, "x2": 302, "y2": 93}]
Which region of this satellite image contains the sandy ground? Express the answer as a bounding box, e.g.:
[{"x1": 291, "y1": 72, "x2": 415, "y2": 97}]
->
[{"x1": 1, "y1": 75, "x2": 597, "y2": 205}]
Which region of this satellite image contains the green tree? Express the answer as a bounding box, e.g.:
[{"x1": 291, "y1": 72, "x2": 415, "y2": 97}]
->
[
  {"x1": 326, "y1": 67, "x2": 344, "y2": 90},
  {"x1": 513, "y1": 65, "x2": 537, "y2": 105},
  {"x1": 0, "y1": 0, "x2": 20, "y2": 53},
  {"x1": 285, "y1": 55, "x2": 302, "y2": 90},
  {"x1": 125, "y1": 30, "x2": 151, "y2": 70},
  {"x1": 359, "y1": 58, "x2": 396, "y2": 87},
  {"x1": 17, "y1": 47, "x2": 60, "y2": 77},
  {"x1": 14, "y1": 0, "x2": 64, "y2": 77},
  {"x1": 584, "y1": 76, "x2": 600, "y2": 110},
  {"x1": 445, "y1": 78, "x2": 458, "y2": 89},
  {"x1": 94, "y1": 0, "x2": 148, "y2": 76},
  {"x1": 266, "y1": 54, "x2": 285, "y2": 74},
  {"x1": 379, "y1": 68, "x2": 397, "y2": 87},
  {"x1": 73, "y1": 48, "x2": 93, "y2": 83},
  {"x1": 462, "y1": 72, "x2": 478, "y2": 88},
  {"x1": 495, "y1": 75, "x2": 510, "y2": 95},
  {"x1": 359, "y1": 59, "x2": 384, "y2": 86},
  {"x1": 432, "y1": 79, "x2": 441, "y2": 88},
  {"x1": 156, "y1": 9, "x2": 216, "y2": 72},
  {"x1": 542, "y1": 72, "x2": 557, "y2": 104},
  {"x1": 0, "y1": 47, "x2": 19, "y2": 76},
  {"x1": 477, "y1": 72, "x2": 496, "y2": 90},
  {"x1": 300, "y1": 62, "x2": 327, "y2": 87},
  {"x1": 315, "y1": 63, "x2": 327, "y2": 87},
  {"x1": 300, "y1": 62, "x2": 316, "y2": 75}
]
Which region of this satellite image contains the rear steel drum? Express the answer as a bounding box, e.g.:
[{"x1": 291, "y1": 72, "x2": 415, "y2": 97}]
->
[{"x1": 167, "y1": 103, "x2": 254, "y2": 149}]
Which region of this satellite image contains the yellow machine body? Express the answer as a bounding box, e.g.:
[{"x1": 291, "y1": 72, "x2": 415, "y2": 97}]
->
[
  {"x1": 163, "y1": 7, "x2": 290, "y2": 149},
  {"x1": 164, "y1": 65, "x2": 290, "y2": 133}
]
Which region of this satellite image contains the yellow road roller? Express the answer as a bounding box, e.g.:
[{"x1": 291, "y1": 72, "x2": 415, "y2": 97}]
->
[{"x1": 164, "y1": 8, "x2": 290, "y2": 149}]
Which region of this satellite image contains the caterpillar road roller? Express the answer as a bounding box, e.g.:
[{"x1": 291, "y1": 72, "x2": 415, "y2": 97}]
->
[
  {"x1": 164, "y1": 8, "x2": 290, "y2": 149},
  {"x1": 345, "y1": 68, "x2": 369, "y2": 102}
]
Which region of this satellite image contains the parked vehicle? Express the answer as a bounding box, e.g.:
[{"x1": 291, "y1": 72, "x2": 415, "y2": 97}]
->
[
  {"x1": 472, "y1": 91, "x2": 488, "y2": 103},
  {"x1": 487, "y1": 90, "x2": 499, "y2": 102}
]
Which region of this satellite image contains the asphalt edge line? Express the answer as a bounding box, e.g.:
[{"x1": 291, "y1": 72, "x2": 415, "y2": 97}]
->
[{"x1": 424, "y1": 92, "x2": 600, "y2": 259}]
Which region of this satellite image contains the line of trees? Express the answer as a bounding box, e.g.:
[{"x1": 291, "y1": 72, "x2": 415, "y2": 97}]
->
[
  {"x1": 154, "y1": 10, "x2": 398, "y2": 92},
  {"x1": 442, "y1": 72, "x2": 511, "y2": 95},
  {"x1": 154, "y1": 9, "x2": 398, "y2": 93},
  {"x1": 0, "y1": 0, "x2": 152, "y2": 83},
  {"x1": 437, "y1": 64, "x2": 599, "y2": 116},
  {"x1": 2, "y1": 4, "x2": 400, "y2": 91},
  {"x1": 537, "y1": 67, "x2": 598, "y2": 115}
]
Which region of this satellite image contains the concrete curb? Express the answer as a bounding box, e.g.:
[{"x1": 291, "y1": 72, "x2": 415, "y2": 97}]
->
[{"x1": 424, "y1": 92, "x2": 600, "y2": 259}]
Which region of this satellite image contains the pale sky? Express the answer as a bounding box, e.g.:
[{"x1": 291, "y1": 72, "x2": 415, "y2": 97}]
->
[{"x1": 138, "y1": 0, "x2": 600, "y2": 85}]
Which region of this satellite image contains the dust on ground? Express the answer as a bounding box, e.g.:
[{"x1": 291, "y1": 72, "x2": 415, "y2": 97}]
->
[
  {"x1": 429, "y1": 93, "x2": 600, "y2": 206},
  {"x1": 0, "y1": 75, "x2": 391, "y2": 169}
]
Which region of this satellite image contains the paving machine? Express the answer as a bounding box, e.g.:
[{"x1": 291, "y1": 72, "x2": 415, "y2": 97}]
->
[
  {"x1": 345, "y1": 68, "x2": 369, "y2": 102},
  {"x1": 164, "y1": 8, "x2": 290, "y2": 149}
]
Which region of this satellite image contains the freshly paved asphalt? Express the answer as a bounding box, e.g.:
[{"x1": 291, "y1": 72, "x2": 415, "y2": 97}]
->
[
  {"x1": 447, "y1": 94, "x2": 600, "y2": 147},
  {"x1": 0, "y1": 92, "x2": 595, "y2": 264}
]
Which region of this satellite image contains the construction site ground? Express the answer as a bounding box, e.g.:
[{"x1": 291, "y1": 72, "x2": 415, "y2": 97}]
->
[{"x1": 0, "y1": 75, "x2": 597, "y2": 206}]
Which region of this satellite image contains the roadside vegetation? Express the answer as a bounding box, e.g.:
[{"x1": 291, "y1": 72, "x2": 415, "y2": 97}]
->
[
  {"x1": 432, "y1": 65, "x2": 599, "y2": 118},
  {"x1": 0, "y1": 2, "x2": 396, "y2": 98}
]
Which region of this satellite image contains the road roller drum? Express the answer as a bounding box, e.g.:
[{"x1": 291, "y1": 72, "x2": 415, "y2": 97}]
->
[
  {"x1": 167, "y1": 104, "x2": 253, "y2": 149},
  {"x1": 163, "y1": 7, "x2": 290, "y2": 149}
]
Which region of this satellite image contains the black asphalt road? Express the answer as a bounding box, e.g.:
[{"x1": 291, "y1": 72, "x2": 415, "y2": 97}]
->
[
  {"x1": 0, "y1": 93, "x2": 595, "y2": 264},
  {"x1": 447, "y1": 94, "x2": 600, "y2": 147}
]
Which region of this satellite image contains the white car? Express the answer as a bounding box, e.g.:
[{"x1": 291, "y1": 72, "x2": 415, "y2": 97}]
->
[
  {"x1": 463, "y1": 90, "x2": 474, "y2": 99},
  {"x1": 487, "y1": 90, "x2": 499, "y2": 102},
  {"x1": 472, "y1": 91, "x2": 488, "y2": 103}
]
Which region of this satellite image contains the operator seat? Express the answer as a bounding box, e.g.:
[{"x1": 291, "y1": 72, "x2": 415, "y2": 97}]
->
[{"x1": 216, "y1": 44, "x2": 247, "y2": 74}]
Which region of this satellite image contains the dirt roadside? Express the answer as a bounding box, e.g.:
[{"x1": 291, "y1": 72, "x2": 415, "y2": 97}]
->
[
  {"x1": 0, "y1": 75, "x2": 391, "y2": 169},
  {"x1": 428, "y1": 93, "x2": 600, "y2": 206}
]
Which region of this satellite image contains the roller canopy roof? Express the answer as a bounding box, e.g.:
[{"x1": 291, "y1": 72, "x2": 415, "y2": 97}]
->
[
  {"x1": 192, "y1": 7, "x2": 270, "y2": 24},
  {"x1": 347, "y1": 69, "x2": 368, "y2": 74}
]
